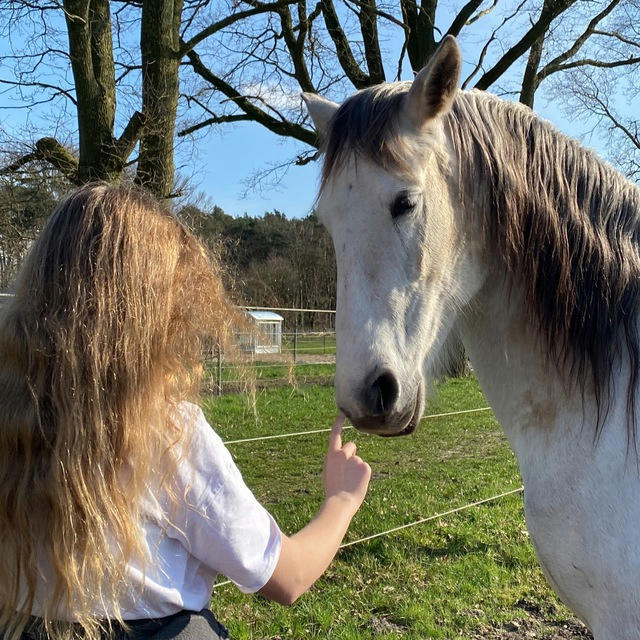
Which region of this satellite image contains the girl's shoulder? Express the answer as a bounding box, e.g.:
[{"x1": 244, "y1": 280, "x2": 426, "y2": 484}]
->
[
  {"x1": 171, "y1": 401, "x2": 237, "y2": 503},
  {"x1": 174, "y1": 401, "x2": 225, "y2": 452}
]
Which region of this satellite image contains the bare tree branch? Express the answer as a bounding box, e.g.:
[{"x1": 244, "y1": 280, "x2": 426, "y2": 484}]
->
[
  {"x1": 544, "y1": 55, "x2": 640, "y2": 75},
  {"x1": 592, "y1": 29, "x2": 640, "y2": 50},
  {"x1": 401, "y1": 0, "x2": 439, "y2": 71},
  {"x1": 341, "y1": 0, "x2": 407, "y2": 30},
  {"x1": 474, "y1": 0, "x2": 578, "y2": 90},
  {"x1": 356, "y1": 0, "x2": 385, "y2": 83},
  {"x1": 2, "y1": 137, "x2": 79, "y2": 183},
  {"x1": 277, "y1": 1, "x2": 315, "y2": 92},
  {"x1": 520, "y1": 21, "x2": 545, "y2": 107},
  {"x1": 115, "y1": 110, "x2": 146, "y2": 160},
  {"x1": 445, "y1": 0, "x2": 484, "y2": 38},
  {"x1": 178, "y1": 114, "x2": 254, "y2": 136},
  {"x1": 462, "y1": 0, "x2": 528, "y2": 89},
  {"x1": 184, "y1": 45, "x2": 317, "y2": 146},
  {"x1": 461, "y1": 32, "x2": 495, "y2": 89},
  {"x1": 0, "y1": 78, "x2": 77, "y2": 105},
  {"x1": 320, "y1": 0, "x2": 370, "y2": 88},
  {"x1": 178, "y1": 0, "x2": 297, "y2": 56},
  {"x1": 2, "y1": 153, "x2": 40, "y2": 174},
  {"x1": 466, "y1": 0, "x2": 499, "y2": 26},
  {"x1": 536, "y1": 0, "x2": 624, "y2": 83}
]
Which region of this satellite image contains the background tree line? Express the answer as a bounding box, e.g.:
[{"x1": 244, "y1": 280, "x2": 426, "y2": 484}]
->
[
  {"x1": 180, "y1": 204, "x2": 337, "y2": 327},
  {"x1": 0, "y1": 172, "x2": 68, "y2": 291}
]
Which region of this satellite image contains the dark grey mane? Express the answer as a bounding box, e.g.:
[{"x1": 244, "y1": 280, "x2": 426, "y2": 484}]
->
[{"x1": 321, "y1": 86, "x2": 640, "y2": 438}]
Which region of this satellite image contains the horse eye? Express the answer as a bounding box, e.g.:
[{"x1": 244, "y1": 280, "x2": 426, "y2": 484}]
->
[{"x1": 390, "y1": 192, "x2": 416, "y2": 219}]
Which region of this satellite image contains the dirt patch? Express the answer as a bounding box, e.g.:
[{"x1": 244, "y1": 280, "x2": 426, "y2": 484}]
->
[
  {"x1": 294, "y1": 353, "x2": 336, "y2": 364},
  {"x1": 470, "y1": 600, "x2": 592, "y2": 640},
  {"x1": 471, "y1": 618, "x2": 591, "y2": 639},
  {"x1": 368, "y1": 614, "x2": 408, "y2": 635}
]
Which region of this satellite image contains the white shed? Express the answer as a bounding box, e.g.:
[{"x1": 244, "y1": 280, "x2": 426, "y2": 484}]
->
[{"x1": 243, "y1": 310, "x2": 284, "y2": 354}]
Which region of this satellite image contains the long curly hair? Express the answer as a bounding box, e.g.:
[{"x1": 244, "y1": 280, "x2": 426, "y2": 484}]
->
[{"x1": 0, "y1": 183, "x2": 237, "y2": 639}]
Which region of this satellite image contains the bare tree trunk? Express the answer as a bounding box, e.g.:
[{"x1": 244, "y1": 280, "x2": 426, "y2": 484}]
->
[
  {"x1": 520, "y1": 34, "x2": 545, "y2": 108},
  {"x1": 136, "y1": 0, "x2": 184, "y2": 198},
  {"x1": 4, "y1": 1, "x2": 145, "y2": 187},
  {"x1": 63, "y1": 0, "x2": 116, "y2": 181},
  {"x1": 401, "y1": 0, "x2": 437, "y2": 72}
]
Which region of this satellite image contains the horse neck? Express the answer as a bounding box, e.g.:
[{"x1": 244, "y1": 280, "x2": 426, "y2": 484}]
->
[{"x1": 456, "y1": 276, "x2": 634, "y2": 474}]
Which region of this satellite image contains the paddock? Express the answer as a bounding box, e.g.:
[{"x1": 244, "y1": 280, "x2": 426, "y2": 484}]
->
[{"x1": 204, "y1": 378, "x2": 592, "y2": 639}]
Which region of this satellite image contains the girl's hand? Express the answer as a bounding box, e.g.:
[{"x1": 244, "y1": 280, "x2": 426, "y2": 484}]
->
[
  {"x1": 322, "y1": 414, "x2": 371, "y2": 511},
  {"x1": 260, "y1": 413, "x2": 373, "y2": 605}
]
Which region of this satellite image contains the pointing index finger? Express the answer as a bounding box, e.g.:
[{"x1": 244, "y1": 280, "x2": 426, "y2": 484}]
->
[{"x1": 329, "y1": 413, "x2": 345, "y2": 451}]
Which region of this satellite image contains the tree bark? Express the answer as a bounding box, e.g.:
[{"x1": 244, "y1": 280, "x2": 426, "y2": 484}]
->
[
  {"x1": 321, "y1": 0, "x2": 371, "y2": 88},
  {"x1": 136, "y1": 0, "x2": 184, "y2": 198},
  {"x1": 402, "y1": 0, "x2": 437, "y2": 72},
  {"x1": 475, "y1": 0, "x2": 578, "y2": 90},
  {"x1": 520, "y1": 32, "x2": 545, "y2": 107},
  {"x1": 63, "y1": 0, "x2": 120, "y2": 182},
  {"x1": 358, "y1": 0, "x2": 385, "y2": 83},
  {"x1": 184, "y1": 47, "x2": 317, "y2": 147}
]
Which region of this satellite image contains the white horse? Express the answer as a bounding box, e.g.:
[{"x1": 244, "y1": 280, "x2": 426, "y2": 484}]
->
[{"x1": 303, "y1": 36, "x2": 640, "y2": 639}]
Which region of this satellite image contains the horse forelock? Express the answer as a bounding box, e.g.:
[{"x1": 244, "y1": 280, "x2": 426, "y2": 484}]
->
[
  {"x1": 321, "y1": 82, "x2": 437, "y2": 187},
  {"x1": 447, "y1": 91, "x2": 640, "y2": 439}
]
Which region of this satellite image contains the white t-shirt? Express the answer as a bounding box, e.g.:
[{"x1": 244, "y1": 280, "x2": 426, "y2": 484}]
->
[
  {"x1": 123, "y1": 402, "x2": 282, "y2": 618},
  {"x1": 30, "y1": 402, "x2": 282, "y2": 620}
]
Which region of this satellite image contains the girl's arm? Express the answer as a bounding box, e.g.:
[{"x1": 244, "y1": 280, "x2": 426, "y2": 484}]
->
[{"x1": 258, "y1": 415, "x2": 371, "y2": 605}]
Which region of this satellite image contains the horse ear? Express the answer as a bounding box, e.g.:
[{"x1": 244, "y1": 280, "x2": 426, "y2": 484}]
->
[
  {"x1": 406, "y1": 35, "x2": 461, "y2": 129},
  {"x1": 302, "y1": 93, "x2": 339, "y2": 136}
]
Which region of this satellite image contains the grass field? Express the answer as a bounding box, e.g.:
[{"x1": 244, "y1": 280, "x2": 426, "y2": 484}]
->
[
  {"x1": 204, "y1": 354, "x2": 336, "y2": 390},
  {"x1": 201, "y1": 377, "x2": 590, "y2": 639},
  {"x1": 217, "y1": 361, "x2": 335, "y2": 383},
  {"x1": 281, "y1": 333, "x2": 337, "y2": 356},
  {"x1": 202, "y1": 332, "x2": 337, "y2": 388}
]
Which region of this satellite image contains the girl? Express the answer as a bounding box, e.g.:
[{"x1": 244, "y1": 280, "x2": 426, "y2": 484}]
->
[{"x1": 0, "y1": 183, "x2": 371, "y2": 640}]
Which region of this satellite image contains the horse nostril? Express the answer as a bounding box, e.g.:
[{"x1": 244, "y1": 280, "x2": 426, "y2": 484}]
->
[{"x1": 367, "y1": 370, "x2": 399, "y2": 416}]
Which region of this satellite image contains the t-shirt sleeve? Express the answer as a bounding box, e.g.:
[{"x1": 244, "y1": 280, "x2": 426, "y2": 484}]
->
[{"x1": 177, "y1": 403, "x2": 282, "y2": 594}]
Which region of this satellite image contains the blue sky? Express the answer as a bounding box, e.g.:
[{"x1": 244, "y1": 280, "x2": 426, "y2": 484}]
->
[
  {"x1": 179, "y1": 119, "x2": 320, "y2": 218},
  {"x1": 0, "y1": 53, "x2": 604, "y2": 221},
  {"x1": 190, "y1": 76, "x2": 605, "y2": 221},
  {"x1": 175, "y1": 6, "x2": 616, "y2": 219},
  {"x1": 4, "y1": 91, "x2": 599, "y2": 220},
  {"x1": 0, "y1": 38, "x2": 320, "y2": 219}
]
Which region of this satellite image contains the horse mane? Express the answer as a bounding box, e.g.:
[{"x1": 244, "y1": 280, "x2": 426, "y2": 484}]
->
[{"x1": 321, "y1": 86, "x2": 640, "y2": 439}]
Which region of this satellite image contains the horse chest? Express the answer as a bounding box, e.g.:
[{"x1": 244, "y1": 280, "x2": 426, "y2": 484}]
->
[{"x1": 520, "y1": 457, "x2": 640, "y2": 637}]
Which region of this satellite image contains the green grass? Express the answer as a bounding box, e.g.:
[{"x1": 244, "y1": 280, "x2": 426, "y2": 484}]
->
[
  {"x1": 201, "y1": 377, "x2": 587, "y2": 639},
  {"x1": 202, "y1": 332, "x2": 337, "y2": 387},
  {"x1": 282, "y1": 333, "x2": 337, "y2": 356},
  {"x1": 204, "y1": 360, "x2": 335, "y2": 384}
]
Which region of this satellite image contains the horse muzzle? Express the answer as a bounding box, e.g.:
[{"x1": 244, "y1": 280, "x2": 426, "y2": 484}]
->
[{"x1": 343, "y1": 374, "x2": 424, "y2": 437}]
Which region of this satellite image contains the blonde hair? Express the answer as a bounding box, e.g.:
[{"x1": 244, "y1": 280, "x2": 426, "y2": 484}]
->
[{"x1": 0, "y1": 183, "x2": 237, "y2": 639}]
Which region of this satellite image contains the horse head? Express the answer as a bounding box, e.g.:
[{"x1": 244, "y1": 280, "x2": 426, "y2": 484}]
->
[{"x1": 304, "y1": 37, "x2": 485, "y2": 436}]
